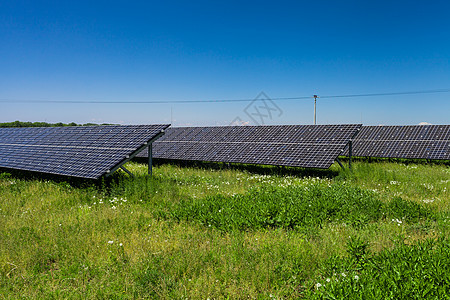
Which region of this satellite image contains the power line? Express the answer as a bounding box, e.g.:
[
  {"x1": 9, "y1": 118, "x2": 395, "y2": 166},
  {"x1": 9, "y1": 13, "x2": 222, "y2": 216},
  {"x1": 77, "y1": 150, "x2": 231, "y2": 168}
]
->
[
  {"x1": 0, "y1": 96, "x2": 312, "y2": 104},
  {"x1": 321, "y1": 88, "x2": 450, "y2": 99},
  {"x1": 0, "y1": 88, "x2": 449, "y2": 104}
]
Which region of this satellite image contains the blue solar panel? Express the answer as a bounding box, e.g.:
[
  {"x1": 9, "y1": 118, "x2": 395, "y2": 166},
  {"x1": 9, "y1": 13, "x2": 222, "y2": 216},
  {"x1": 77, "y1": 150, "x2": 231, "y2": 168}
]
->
[
  {"x1": 137, "y1": 124, "x2": 361, "y2": 169},
  {"x1": 344, "y1": 125, "x2": 450, "y2": 160},
  {"x1": 0, "y1": 125, "x2": 169, "y2": 179}
]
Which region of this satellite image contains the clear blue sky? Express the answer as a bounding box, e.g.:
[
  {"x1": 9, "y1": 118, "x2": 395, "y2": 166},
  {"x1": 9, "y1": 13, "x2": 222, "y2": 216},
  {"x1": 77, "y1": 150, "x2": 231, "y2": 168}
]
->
[{"x1": 1, "y1": 0, "x2": 449, "y2": 126}]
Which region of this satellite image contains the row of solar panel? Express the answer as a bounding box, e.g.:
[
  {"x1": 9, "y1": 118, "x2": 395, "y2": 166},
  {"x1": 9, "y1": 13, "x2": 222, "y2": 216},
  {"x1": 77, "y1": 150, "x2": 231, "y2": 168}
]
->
[
  {"x1": 0, "y1": 125, "x2": 170, "y2": 179},
  {"x1": 139, "y1": 124, "x2": 362, "y2": 169},
  {"x1": 1, "y1": 124, "x2": 448, "y2": 180},
  {"x1": 0, "y1": 124, "x2": 361, "y2": 179},
  {"x1": 137, "y1": 125, "x2": 448, "y2": 162},
  {"x1": 343, "y1": 125, "x2": 449, "y2": 159}
]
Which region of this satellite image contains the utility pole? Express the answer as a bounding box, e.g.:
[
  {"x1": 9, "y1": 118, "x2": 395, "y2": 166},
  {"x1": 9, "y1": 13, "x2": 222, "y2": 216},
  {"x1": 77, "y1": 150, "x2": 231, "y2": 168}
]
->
[{"x1": 313, "y1": 95, "x2": 319, "y2": 125}]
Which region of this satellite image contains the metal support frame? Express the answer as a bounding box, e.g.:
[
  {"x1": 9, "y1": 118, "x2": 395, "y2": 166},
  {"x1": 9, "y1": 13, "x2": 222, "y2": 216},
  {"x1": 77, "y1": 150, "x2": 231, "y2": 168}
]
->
[
  {"x1": 336, "y1": 157, "x2": 345, "y2": 169},
  {"x1": 349, "y1": 139, "x2": 353, "y2": 170},
  {"x1": 340, "y1": 125, "x2": 360, "y2": 171},
  {"x1": 148, "y1": 143, "x2": 153, "y2": 176},
  {"x1": 105, "y1": 130, "x2": 165, "y2": 178},
  {"x1": 336, "y1": 139, "x2": 353, "y2": 170},
  {"x1": 120, "y1": 166, "x2": 134, "y2": 177}
]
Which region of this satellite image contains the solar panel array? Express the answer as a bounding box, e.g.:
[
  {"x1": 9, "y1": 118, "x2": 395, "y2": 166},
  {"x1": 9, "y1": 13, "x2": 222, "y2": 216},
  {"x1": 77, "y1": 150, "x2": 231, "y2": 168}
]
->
[
  {"x1": 344, "y1": 125, "x2": 450, "y2": 160},
  {"x1": 137, "y1": 124, "x2": 361, "y2": 169},
  {"x1": 0, "y1": 125, "x2": 169, "y2": 179}
]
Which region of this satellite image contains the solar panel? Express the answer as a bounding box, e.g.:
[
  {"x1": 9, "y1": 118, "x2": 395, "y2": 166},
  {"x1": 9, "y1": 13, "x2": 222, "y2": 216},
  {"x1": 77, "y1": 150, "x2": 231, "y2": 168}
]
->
[
  {"x1": 344, "y1": 125, "x2": 450, "y2": 160},
  {"x1": 0, "y1": 125, "x2": 170, "y2": 179},
  {"x1": 137, "y1": 124, "x2": 361, "y2": 169}
]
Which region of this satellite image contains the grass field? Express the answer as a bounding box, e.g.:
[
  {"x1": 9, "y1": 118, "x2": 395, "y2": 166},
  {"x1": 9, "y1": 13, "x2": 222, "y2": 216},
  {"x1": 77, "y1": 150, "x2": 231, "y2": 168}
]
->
[{"x1": 1, "y1": 160, "x2": 449, "y2": 299}]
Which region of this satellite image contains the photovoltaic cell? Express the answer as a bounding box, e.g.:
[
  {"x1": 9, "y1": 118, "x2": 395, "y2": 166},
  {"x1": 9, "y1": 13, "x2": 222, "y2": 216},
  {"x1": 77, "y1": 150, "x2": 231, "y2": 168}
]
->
[
  {"x1": 344, "y1": 125, "x2": 450, "y2": 160},
  {"x1": 0, "y1": 125, "x2": 169, "y2": 179},
  {"x1": 137, "y1": 124, "x2": 361, "y2": 169}
]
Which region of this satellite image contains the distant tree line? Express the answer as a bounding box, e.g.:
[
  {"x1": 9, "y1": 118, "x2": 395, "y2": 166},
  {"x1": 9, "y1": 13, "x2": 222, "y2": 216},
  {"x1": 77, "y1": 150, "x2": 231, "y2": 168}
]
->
[{"x1": 0, "y1": 121, "x2": 110, "y2": 128}]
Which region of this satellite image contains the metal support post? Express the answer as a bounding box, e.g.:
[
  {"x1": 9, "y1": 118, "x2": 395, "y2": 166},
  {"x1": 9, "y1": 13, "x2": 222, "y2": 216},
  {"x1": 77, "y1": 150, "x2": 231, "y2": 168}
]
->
[
  {"x1": 148, "y1": 143, "x2": 153, "y2": 176},
  {"x1": 349, "y1": 140, "x2": 353, "y2": 170}
]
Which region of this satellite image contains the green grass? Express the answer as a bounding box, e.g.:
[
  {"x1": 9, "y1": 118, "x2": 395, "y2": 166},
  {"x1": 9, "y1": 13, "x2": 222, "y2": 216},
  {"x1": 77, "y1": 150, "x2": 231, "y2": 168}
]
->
[
  {"x1": 0, "y1": 161, "x2": 449, "y2": 298},
  {"x1": 307, "y1": 237, "x2": 450, "y2": 299},
  {"x1": 160, "y1": 183, "x2": 430, "y2": 231}
]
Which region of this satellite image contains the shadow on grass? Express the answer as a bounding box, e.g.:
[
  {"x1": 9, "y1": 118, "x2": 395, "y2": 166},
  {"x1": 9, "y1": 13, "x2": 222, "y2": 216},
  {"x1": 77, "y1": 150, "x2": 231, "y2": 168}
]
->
[
  {"x1": 134, "y1": 157, "x2": 340, "y2": 179},
  {"x1": 0, "y1": 166, "x2": 174, "y2": 201}
]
